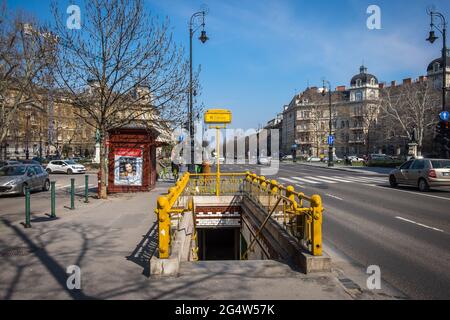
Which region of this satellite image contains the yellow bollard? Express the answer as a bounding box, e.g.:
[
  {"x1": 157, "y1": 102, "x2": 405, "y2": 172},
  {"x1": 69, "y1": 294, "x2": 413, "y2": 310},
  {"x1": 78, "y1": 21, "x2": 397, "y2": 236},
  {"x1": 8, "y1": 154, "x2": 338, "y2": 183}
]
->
[
  {"x1": 310, "y1": 194, "x2": 323, "y2": 256},
  {"x1": 157, "y1": 196, "x2": 170, "y2": 259}
]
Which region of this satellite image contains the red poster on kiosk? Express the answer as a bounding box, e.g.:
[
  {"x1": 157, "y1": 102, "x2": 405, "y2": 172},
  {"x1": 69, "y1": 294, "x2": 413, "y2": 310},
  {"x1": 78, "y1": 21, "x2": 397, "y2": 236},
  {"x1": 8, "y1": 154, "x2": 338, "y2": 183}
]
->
[{"x1": 113, "y1": 148, "x2": 143, "y2": 186}]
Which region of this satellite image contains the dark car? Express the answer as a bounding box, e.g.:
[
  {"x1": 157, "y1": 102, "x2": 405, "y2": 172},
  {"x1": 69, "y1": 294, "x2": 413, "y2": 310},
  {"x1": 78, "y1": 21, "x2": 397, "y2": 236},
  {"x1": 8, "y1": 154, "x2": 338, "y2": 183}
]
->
[
  {"x1": 18, "y1": 159, "x2": 41, "y2": 165},
  {"x1": 0, "y1": 160, "x2": 21, "y2": 168}
]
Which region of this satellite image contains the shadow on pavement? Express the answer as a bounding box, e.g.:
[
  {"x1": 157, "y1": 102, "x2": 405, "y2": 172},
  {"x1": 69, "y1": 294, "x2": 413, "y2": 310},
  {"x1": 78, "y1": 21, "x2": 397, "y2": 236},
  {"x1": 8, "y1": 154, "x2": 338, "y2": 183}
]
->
[{"x1": 126, "y1": 221, "x2": 158, "y2": 278}]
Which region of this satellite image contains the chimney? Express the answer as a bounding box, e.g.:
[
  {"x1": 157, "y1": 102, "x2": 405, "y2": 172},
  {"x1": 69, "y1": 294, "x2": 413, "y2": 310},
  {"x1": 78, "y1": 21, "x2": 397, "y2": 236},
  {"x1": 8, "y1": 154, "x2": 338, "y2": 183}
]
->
[
  {"x1": 418, "y1": 76, "x2": 427, "y2": 82},
  {"x1": 403, "y1": 78, "x2": 412, "y2": 85},
  {"x1": 391, "y1": 80, "x2": 396, "y2": 87},
  {"x1": 336, "y1": 85, "x2": 346, "y2": 91}
]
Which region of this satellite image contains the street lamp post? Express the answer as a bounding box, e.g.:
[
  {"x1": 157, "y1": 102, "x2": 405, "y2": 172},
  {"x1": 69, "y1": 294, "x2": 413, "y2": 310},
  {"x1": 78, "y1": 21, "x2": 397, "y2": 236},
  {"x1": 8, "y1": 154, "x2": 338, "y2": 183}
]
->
[
  {"x1": 322, "y1": 80, "x2": 334, "y2": 167},
  {"x1": 188, "y1": 11, "x2": 209, "y2": 173},
  {"x1": 427, "y1": 10, "x2": 448, "y2": 158},
  {"x1": 427, "y1": 10, "x2": 448, "y2": 112}
]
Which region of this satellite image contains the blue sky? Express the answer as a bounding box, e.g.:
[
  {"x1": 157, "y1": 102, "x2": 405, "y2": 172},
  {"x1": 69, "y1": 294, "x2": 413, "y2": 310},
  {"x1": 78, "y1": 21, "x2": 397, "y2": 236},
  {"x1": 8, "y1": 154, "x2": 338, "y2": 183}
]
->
[{"x1": 7, "y1": 0, "x2": 450, "y2": 129}]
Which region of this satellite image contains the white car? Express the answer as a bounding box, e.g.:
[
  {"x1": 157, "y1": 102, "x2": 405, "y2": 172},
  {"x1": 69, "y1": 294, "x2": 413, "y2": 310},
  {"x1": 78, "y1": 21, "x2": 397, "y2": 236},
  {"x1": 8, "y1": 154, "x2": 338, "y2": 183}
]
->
[
  {"x1": 349, "y1": 156, "x2": 364, "y2": 163},
  {"x1": 258, "y1": 157, "x2": 271, "y2": 165},
  {"x1": 46, "y1": 160, "x2": 86, "y2": 174},
  {"x1": 307, "y1": 157, "x2": 322, "y2": 162}
]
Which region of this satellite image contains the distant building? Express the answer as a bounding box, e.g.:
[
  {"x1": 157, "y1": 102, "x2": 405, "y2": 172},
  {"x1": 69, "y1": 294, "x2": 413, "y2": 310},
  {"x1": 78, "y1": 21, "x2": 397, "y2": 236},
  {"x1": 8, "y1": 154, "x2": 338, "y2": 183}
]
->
[{"x1": 280, "y1": 61, "x2": 441, "y2": 158}]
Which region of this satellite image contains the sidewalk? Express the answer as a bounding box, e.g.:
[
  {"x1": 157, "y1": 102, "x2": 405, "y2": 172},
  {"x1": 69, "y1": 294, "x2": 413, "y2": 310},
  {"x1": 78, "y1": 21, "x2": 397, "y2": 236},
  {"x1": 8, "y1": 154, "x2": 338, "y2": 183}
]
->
[
  {"x1": 0, "y1": 182, "x2": 397, "y2": 300},
  {"x1": 294, "y1": 161, "x2": 393, "y2": 175}
]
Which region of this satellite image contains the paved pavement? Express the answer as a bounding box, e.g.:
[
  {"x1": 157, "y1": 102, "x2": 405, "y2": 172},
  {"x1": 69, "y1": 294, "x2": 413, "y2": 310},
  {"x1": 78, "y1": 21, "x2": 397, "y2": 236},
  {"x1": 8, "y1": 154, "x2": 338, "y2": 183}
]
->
[
  {"x1": 0, "y1": 175, "x2": 400, "y2": 300},
  {"x1": 222, "y1": 163, "x2": 450, "y2": 299}
]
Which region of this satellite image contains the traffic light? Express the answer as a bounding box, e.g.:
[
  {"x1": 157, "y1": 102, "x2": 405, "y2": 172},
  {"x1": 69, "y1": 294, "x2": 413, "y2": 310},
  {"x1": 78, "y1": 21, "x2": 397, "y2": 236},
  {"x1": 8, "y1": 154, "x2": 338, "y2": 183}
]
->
[{"x1": 435, "y1": 121, "x2": 448, "y2": 142}]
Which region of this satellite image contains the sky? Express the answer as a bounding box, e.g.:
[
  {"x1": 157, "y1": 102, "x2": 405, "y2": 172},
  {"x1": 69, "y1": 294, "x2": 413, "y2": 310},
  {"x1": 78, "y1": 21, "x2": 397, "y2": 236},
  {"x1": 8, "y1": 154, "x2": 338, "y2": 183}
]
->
[{"x1": 7, "y1": 0, "x2": 450, "y2": 130}]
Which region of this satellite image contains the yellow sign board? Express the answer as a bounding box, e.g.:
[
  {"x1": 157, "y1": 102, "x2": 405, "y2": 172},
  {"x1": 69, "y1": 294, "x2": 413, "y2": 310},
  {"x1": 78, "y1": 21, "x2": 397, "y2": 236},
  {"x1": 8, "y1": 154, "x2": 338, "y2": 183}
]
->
[{"x1": 204, "y1": 109, "x2": 232, "y2": 124}]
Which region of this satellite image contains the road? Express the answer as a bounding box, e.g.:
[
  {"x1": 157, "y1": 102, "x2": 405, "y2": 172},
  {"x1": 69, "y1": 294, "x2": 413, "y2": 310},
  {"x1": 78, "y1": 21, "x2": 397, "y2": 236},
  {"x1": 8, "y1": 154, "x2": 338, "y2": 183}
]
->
[
  {"x1": 222, "y1": 162, "x2": 450, "y2": 300},
  {"x1": 0, "y1": 173, "x2": 98, "y2": 224}
]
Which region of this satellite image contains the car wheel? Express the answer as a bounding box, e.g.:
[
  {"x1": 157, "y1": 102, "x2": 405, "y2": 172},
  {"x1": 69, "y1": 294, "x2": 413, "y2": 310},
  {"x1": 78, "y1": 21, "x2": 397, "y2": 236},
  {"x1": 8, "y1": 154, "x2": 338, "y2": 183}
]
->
[
  {"x1": 42, "y1": 179, "x2": 50, "y2": 192},
  {"x1": 46, "y1": 168, "x2": 52, "y2": 174},
  {"x1": 67, "y1": 168, "x2": 73, "y2": 175},
  {"x1": 418, "y1": 178, "x2": 430, "y2": 192},
  {"x1": 389, "y1": 175, "x2": 398, "y2": 188}
]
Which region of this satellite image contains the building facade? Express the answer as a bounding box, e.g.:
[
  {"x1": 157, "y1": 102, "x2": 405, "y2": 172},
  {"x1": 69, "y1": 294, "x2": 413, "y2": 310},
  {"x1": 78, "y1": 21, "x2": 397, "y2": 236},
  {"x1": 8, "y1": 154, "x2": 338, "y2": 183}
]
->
[{"x1": 281, "y1": 60, "x2": 442, "y2": 158}]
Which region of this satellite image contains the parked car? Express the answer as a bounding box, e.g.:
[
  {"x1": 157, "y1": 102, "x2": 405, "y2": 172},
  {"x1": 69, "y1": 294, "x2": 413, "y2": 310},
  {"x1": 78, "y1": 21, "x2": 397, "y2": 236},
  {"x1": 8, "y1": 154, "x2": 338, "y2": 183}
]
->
[
  {"x1": 307, "y1": 157, "x2": 321, "y2": 162},
  {"x1": 258, "y1": 157, "x2": 271, "y2": 165},
  {"x1": 0, "y1": 164, "x2": 50, "y2": 196},
  {"x1": 46, "y1": 160, "x2": 86, "y2": 174},
  {"x1": 18, "y1": 159, "x2": 41, "y2": 165},
  {"x1": 32, "y1": 157, "x2": 46, "y2": 164},
  {"x1": 348, "y1": 156, "x2": 365, "y2": 163},
  {"x1": 389, "y1": 158, "x2": 450, "y2": 192},
  {"x1": 0, "y1": 160, "x2": 20, "y2": 169},
  {"x1": 281, "y1": 155, "x2": 293, "y2": 161}
]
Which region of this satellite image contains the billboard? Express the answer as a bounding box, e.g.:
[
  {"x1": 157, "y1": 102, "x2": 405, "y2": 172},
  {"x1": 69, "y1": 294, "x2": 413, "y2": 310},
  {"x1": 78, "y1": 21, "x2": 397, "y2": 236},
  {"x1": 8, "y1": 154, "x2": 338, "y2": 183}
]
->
[{"x1": 114, "y1": 148, "x2": 143, "y2": 186}]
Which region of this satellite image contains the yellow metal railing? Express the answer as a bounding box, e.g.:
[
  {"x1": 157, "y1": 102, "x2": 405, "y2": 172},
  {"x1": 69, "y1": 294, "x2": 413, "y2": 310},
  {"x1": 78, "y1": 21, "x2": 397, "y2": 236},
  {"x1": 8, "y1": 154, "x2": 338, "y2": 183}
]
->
[{"x1": 154, "y1": 172, "x2": 323, "y2": 259}]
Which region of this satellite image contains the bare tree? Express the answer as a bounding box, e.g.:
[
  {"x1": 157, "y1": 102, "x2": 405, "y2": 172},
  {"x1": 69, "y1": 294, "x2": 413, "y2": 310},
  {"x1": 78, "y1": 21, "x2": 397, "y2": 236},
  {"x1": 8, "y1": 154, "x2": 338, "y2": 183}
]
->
[
  {"x1": 0, "y1": 3, "x2": 54, "y2": 159},
  {"x1": 51, "y1": 0, "x2": 191, "y2": 198},
  {"x1": 380, "y1": 80, "x2": 440, "y2": 154}
]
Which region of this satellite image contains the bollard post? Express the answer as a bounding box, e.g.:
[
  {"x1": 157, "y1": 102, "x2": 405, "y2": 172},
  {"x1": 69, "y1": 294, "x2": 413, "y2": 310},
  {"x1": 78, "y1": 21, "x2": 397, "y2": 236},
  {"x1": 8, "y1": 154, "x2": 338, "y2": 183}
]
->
[
  {"x1": 70, "y1": 178, "x2": 75, "y2": 210},
  {"x1": 50, "y1": 181, "x2": 56, "y2": 218},
  {"x1": 84, "y1": 175, "x2": 89, "y2": 203},
  {"x1": 24, "y1": 187, "x2": 31, "y2": 228},
  {"x1": 310, "y1": 195, "x2": 323, "y2": 256}
]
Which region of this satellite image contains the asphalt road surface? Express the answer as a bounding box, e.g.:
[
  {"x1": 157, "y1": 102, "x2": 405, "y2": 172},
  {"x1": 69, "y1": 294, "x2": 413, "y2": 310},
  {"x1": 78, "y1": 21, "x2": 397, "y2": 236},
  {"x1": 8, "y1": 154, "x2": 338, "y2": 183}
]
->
[{"x1": 222, "y1": 162, "x2": 450, "y2": 300}]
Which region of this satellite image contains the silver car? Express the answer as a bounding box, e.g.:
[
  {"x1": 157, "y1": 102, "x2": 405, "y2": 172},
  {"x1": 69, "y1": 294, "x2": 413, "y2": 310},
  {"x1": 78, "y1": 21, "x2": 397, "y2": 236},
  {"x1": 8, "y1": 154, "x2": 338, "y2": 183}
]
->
[
  {"x1": 389, "y1": 158, "x2": 450, "y2": 192},
  {"x1": 0, "y1": 164, "x2": 50, "y2": 196}
]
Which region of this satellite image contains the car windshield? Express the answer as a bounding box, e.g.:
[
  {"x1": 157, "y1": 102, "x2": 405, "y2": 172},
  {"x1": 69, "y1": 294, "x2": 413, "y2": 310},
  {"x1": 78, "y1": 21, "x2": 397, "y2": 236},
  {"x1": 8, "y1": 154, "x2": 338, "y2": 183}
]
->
[
  {"x1": 0, "y1": 166, "x2": 27, "y2": 176},
  {"x1": 431, "y1": 160, "x2": 450, "y2": 169},
  {"x1": 65, "y1": 160, "x2": 77, "y2": 165}
]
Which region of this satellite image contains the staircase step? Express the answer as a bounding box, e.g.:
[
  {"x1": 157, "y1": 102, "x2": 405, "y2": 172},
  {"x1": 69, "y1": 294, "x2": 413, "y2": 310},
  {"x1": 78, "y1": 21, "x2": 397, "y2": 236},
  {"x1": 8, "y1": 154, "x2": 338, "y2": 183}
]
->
[{"x1": 179, "y1": 260, "x2": 299, "y2": 276}]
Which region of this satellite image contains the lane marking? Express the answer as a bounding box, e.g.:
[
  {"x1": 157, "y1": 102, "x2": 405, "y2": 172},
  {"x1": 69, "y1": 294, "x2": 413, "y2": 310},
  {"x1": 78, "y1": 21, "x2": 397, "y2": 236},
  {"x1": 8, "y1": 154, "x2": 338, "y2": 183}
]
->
[
  {"x1": 318, "y1": 176, "x2": 352, "y2": 183},
  {"x1": 292, "y1": 177, "x2": 320, "y2": 184},
  {"x1": 367, "y1": 184, "x2": 450, "y2": 201},
  {"x1": 395, "y1": 216, "x2": 444, "y2": 233},
  {"x1": 280, "y1": 177, "x2": 303, "y2": 185},
  {"x1": 305, "y1": 176, "x2": 338, "y2": 184},
  {"x1": 326, "y1": 194, "x2": 344, "y2": 201}
]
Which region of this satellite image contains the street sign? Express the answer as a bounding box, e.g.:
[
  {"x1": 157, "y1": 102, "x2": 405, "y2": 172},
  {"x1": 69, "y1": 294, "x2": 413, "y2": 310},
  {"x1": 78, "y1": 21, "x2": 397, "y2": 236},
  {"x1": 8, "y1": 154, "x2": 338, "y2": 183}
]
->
[
  {"x1": 204, "y1": 109, "x2": 232, "y2": 124},
  {"x1": 327, "y1": 135, "x2": 334, "y2": 145},
  {"x1": 439, "y1": 111, "x2": 449, "y2": 122}
]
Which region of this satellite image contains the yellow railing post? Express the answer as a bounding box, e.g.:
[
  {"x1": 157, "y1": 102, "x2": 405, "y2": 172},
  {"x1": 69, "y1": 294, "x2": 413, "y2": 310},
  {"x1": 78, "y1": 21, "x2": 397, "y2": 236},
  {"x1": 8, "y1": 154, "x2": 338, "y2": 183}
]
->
[
  {"x1": 310, "y1": 194, "x2": 323, "y2": 256},
  {"x1": 156, "y1": 195, "x2": 170, "y2": 259}
]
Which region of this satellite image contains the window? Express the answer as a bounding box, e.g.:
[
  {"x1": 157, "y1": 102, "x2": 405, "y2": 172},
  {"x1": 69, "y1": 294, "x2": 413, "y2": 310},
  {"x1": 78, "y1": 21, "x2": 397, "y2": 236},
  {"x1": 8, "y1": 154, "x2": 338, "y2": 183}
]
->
[
  {"x1": 355, "y1": 91, "x2": 363, "y2": 101},
  {"x1": 411, "y1": 160, "x2": 425, "y2": 170},
  {"x1": 34, "y1": 166, "x2": 43, "y2": 174},
  {"x1": 356, "y1": 79, "x2": 362, "y2": 87},
  {"x1": 341, "y1": 121, "x2": 345, "y2": 128},
  {"x1": 400, "y1": 160, "x2": 413, "y2": 170}
]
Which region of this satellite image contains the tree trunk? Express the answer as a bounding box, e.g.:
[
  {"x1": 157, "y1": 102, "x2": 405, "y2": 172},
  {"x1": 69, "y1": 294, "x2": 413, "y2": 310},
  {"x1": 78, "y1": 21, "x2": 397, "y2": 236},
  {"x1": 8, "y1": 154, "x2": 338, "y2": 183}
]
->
[{"x1": 98, "y1": 131, "x2": 108, "y2": 199}]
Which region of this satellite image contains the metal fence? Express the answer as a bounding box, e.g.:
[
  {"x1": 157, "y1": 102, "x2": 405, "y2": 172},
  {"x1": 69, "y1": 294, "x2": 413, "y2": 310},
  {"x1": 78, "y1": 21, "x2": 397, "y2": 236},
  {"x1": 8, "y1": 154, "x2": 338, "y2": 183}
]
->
[{"x1": 154, "y1": 172, "x2": 323, "y2": 259}]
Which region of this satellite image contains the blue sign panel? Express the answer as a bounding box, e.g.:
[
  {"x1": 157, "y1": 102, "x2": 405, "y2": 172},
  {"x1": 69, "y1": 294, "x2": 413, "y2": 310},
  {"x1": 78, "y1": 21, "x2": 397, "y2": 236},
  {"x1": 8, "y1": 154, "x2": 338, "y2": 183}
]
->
[
  {"x1": 327, "y1": 135, "x2": 334, "y2": 145},
  {"x1": 440, "y1": 111, "x2": 450, "y2": 122}
]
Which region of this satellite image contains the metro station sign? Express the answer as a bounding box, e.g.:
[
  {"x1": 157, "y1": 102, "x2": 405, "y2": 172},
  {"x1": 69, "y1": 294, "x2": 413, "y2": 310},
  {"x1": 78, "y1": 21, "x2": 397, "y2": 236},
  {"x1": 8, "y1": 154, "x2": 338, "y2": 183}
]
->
[{"x1": 204, "y1": 109, "x2": 232, "y2": 124}]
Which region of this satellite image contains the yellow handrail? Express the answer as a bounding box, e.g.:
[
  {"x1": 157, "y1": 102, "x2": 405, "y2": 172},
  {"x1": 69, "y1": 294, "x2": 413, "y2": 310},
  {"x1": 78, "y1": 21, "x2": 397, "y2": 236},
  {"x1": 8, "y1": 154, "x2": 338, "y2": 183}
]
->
[{"x1": 155, "y1": 171, "x2": 323, "y2": 259}]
